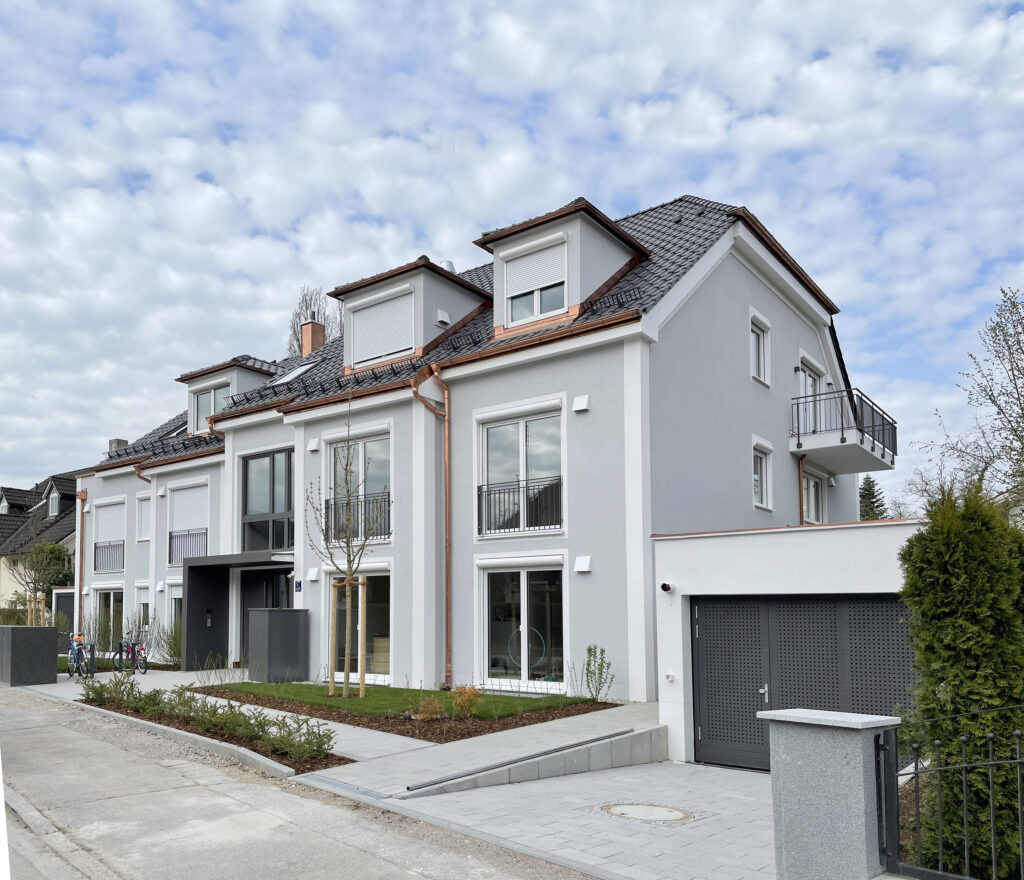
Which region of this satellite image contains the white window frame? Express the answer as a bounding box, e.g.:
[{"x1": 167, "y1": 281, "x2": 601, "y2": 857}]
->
[
  {"x1": 48, "y1": 490, "x2": 59, "y2": 517},
  {"x1": 802, "y1": 468, "x2": 826, "y2": 525},
  {"x1": 473, "y1": 551, "x2": 569, "y2": 694},
  {"x1": 505, "y1": 283, "x2": 567, "y2": 328},
  {"x1": 324, "y1": 557, "x2": 394, "y2": 687},
  {"x1": 136, "y1": 493, "x2": 151, "y2": 542},
  {"x1": 749, "y1": 307, "x2": 771, "y2": 387},
  {"x1": 0, "y1": 499, "x2": 7, "y2": 514},
  {"x1": 328, "y1": 432, "x2": 393, "y2": 546},
  {"x1": 191, "y1": 383, "x2": 230, "y2": 433},
  {"x1": 474, "y1": 396, "x2": 566, "y2": 539},
  {"x1": 752, "y1": 435, "x2": 773, "y2": 512},
  {"x1": 501, "y1": 237, "x2": 568, "y2": 329}
]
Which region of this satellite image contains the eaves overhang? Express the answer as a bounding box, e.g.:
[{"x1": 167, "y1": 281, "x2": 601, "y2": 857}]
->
[
  {"x1": 176, "y1": 360, "x2": 277, "y2": 384},
  {"x1": 329, "y1": 256, "x2": 492, "y2": 301}
]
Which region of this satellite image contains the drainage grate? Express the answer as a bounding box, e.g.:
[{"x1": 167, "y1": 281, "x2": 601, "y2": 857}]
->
[{"x1": 603, "y1": 803, "x2": 694, "y2": 822}]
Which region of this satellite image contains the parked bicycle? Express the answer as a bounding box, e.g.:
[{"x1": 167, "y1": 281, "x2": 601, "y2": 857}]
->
[
  {"x1": 115, "y1": 634, "x2": 148, "y2": 675},
  {"x1": 65, "y1": 632, "x2": 92, "y2": 679}
]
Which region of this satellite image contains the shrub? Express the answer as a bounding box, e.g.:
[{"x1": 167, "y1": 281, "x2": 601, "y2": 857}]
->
[
  {"x1": 900, "y1": 484, "x2": 1024, "y2": 878},
  {"x1": 582, "y1": 644, "x2": 615, "y2": 701},
  {"x1": 409, "y1": 694, "x2": 446, "y2": 719},
  {"x1": 451, "y1": 685, "x2": 482, "y2": 718}
]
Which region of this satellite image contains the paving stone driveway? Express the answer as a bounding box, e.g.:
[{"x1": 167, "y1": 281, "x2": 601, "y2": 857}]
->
[{"x1": 308, "y1": 759, "x2": 775, "y2": 880}]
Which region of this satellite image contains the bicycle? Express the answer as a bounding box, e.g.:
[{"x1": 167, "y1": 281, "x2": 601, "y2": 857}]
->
[
  {"x1": 115, "y1": 635, "x2": 148, "y2": 675},
  {"x1": 65, "y1": 633, "x2": 92, "y2": 679}
]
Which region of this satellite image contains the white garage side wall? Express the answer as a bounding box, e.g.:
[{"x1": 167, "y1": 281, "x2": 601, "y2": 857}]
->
[{"x1": 653, "y1": 518, "x2": 923, "y2": 762}]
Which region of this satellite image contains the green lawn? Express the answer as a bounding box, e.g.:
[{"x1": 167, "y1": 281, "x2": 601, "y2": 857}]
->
[{"x1": 208, "y1": 682, "x2": 590, "y2": 719}]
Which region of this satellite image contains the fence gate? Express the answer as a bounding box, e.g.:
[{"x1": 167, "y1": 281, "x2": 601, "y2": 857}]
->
[{"x1": 691, "y1": 594, "x2": 915, "y2": 770}]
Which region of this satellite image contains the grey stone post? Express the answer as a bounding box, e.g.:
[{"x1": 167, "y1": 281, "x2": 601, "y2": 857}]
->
[{"x1": 757, "y1": 708, "x2": 899, "y2": 880}]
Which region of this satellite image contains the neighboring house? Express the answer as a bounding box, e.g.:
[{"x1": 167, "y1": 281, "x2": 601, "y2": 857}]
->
[
  {"x1": 0, "y1": 474, "x2": 79, "y2": 608},
  {"x1": 75, "y1": 193, "x2": 897, "y2": 703}
]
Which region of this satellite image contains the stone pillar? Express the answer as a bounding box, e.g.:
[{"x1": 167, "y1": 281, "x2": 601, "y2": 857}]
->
[{"x1": 757, "y1": 708, "x2": 900, "y2": 880}]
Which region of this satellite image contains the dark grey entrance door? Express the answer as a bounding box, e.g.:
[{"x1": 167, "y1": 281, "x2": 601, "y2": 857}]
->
[
  {"x1": 691, "y1": 595, "x2": 914, "y2": 770},
  {"x1": 241, "y1": 570, "x2": 291, "y2": 658}
]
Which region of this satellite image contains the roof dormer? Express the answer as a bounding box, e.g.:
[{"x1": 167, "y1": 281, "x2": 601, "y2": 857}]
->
[
  {"x1": 475, "y1": 198, "x2": 649, "y2": 333},
  {"x1": 330, "y1": 257, "x2": 490, "y2": 369},
  {"x1": 176, "y1": 357, "x2": 276, "y2": 433}
]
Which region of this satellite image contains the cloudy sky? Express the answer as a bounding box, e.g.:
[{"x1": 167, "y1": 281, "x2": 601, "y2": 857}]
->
[{"x1": 1, "y1": 1, "x2": 1022, "y2": 506}]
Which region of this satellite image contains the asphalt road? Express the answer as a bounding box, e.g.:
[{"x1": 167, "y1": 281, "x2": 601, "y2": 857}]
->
[{"x1": 0, "y1": 685, "x2": 587, "y2": 880}]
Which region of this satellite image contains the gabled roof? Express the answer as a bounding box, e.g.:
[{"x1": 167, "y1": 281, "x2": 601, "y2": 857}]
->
[
  {"x1": 0, "y1": 504, "x2": 76, "y2": 556},
  {"x1": 0, "y1": 513, "x2": 27, "y2": 544},
  {"x1": 474, "y1": 196, "x2": 652, "y2": 258},
  {"x1": 176, "y1": 354, "x2": 282, "y2": 384},
  {"x1": 328, "y1": 255, "x2": 492, "y2": 301},
  {"x1": 0, "y1": 486, "x2": 41, "y2": 512}
]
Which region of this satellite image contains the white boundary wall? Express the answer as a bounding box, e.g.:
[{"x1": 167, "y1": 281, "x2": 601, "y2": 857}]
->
[{"x1": 653, "y1": 518, "x2": 924, "y2": 762}]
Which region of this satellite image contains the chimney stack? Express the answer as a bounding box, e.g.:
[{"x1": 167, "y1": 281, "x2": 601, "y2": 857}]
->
[
  {"x1": 109, "y1": 438, "x2": 128, "y2": 453},
  {"x1": 301, "y1": 316, "x2": 326, "y2": 358}
]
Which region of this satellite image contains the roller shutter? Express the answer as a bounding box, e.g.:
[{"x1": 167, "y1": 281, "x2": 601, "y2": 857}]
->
[
  {"x1": 505, "y1": 244, "x2": 565, "y2": 295},
  {"x1": 170, "y1": 485, "x2": 208, "y2": 531},
  {"x1": 352, "y1": 294, "x2": 414, "y2": 364}
]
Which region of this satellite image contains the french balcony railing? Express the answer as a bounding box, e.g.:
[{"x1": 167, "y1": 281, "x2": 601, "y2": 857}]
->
[
  {"x1": 477, "y1": 476, "x2": 563, "y2": 535},
  {"x1": 94, "y1": 540, "x2": 124, "y2": 573},
  {"x1": 791, "y1": 388, "x2": 897, "y2": 461},
  {"x1": 168, "y1": 527, "x2": 208, "y2": 565},
  {"x1": 327, "y1": 492, "x2": 391, "y2": 543}
]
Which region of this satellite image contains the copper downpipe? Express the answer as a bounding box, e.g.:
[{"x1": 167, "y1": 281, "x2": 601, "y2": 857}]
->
[
  {"x1": 75, "y1": 489, "x2": 87, "y2": 632},
  {"x1": 410, "y1": 364, "x2": 453, "y2": 685},
  {"x1": 797, "y1": 454, "x2": 806, "y2": 526}
]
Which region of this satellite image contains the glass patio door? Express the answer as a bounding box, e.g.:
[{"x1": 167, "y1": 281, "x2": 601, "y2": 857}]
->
[
  {"x1": 486, "y1": 570, "x2": 563, "y2": 684},
  {"x1": 334, "y1": 575, "x2": 391, "y2": 677},
  {"x1": 797, "y1": 365, "x2": 820, "y2": 433}
]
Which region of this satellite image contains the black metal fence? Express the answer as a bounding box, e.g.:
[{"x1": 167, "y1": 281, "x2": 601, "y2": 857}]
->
[
  {"x1": 477, "y1": 476, "x2": 562, "y2": 534},
  {"x1": 327, "y1": 492, "x2": 391, "y2": 542},
  {"x1": 791, "y1": 387, "x2": 898, "y2": 460},
  {"x1": 93, "y1": 540, "x2": 124, "y2": 572},
  {"x1": 878, "y1": 708, "x2": 1024, "y2": 879},
  {"x1": 168, "y1": 528, "x2": 208, "y2": 565}
]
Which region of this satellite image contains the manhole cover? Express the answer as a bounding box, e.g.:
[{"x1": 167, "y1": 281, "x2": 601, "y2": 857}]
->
[{"x1": 603, "y1": 803, "x2": 694, "y2": 822}]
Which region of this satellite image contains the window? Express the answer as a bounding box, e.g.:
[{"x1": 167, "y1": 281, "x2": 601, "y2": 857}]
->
[
  {"x1": 1, "y1": 499, "x2": 9, "y2": 514},
  {"x1": 193, "y1": 385, "x2": 230, "y2": 432},
  {"x1": 504, "y1": 243, "x2": 566, "y2": 326},
  {"x1": 479, "y1": 414, "x2": 562, "y2": 534},
  {"x1": 753, "y1": 446, "x2": 772, "y2": 510},
  {"x1": 169, "y1": 484, "x2": 208, "y2": 564},
  {"x1": 94, "y1": 502, "x2": 125, "y2": 572},
  {"x1": 750, "y1": 317, "x2": 770, "y2": 384},
  {"x1": 48, "y1": 491, "x2": 59, "y2": 517},
  {"x1": 333, "y1": 574, "x2": 391, "y2": 677},
  {"x1": 486, "y1": 569, "x2": 563, "y2": 683},
  {"x1": 242, "y1": 450, "x2": 294, "y2": 551},
  {"x1": 140, "y1": 602, "x2": 149, "y2": 627},
  {"x1": 803, "y1": 472, "x2": 825, "y2": 524},
  {"x1": 796, "y1": 363, "x2": 821, "y2": 432},
  {"x1": 351, "y1": 293, "x2": 414, "y2": 364},
  {"x1": 272, "y1": 363, "x2": 315, "y2": 386},
  {"x1": 136, "y1": 496, "x2": 151, "y2": 541},
  {"x1": 172, "y1": 597, "x2": 182, "y2": 625},
  {"x1": 330, "y1": 436, "x2": 391, "y2": 541}
]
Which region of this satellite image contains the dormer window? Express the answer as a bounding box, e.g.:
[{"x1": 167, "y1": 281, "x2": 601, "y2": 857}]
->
[
  {"x1": 351, "y1": 289, "x2": 415, "y2": 365},
  {"x1": 193, "y1": 385, "x2": 229, "y2": 432},
  {"x1": 0, "y1": 499, "x2": 8, "y2": 514},
  {"x1": 48, "y1": 490, "x2": 59, "y2": 517},
  {"x1": 504, "y1": 243, "x2": 567, "y2": 327}
]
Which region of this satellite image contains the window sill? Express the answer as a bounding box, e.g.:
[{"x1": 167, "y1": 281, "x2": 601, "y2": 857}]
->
[
  {"x1": 136, "y1": 538, "x2": 150, "y2": 543},
  {"x1": 751, "y1": 375, "x2": 771, "y2": 390},
  {"x1": 505, "y1": 307, "x2": 568, "y2": 330},
  {"x1": 475, "y1": 528, "x2": 565, "y2": 541},
  {"x1": 753, "y1": 504, "x2": 773, "y2": 514}
]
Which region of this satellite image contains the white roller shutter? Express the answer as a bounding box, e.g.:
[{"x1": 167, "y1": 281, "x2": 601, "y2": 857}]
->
[
  {"x1": 170, "y1": 485, "x2": 208, "y2": 531},
  {"x1": 505, "y1": 244, "x2": 565, "y2": 295},
  {"x1": 352, "y1": 293, "x2": 415, "y2": 363},
  {"x1": 96, "y1": 503, "x2": 125, "y2": 542}
]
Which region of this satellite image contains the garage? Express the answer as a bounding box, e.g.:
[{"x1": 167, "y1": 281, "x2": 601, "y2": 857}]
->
[{"x1": 691, "y1": 594, "x2": 915, "y2": 770}]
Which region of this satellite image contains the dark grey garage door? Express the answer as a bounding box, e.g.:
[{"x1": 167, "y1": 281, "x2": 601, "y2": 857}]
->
[{"x1": 691, "y1": 594, "x2": 915, "y2": 770}]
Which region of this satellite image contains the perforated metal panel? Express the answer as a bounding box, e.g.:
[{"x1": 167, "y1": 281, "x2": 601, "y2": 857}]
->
[
  {"x1": 692, "y1": 594, "x2": 914, "y2": 771},
  {"x1": 846, "y1": 595, "x2": 915, "y2": 716},
  {"x1": 771, "y1": 597, "x2": 841, "y2": 712}
]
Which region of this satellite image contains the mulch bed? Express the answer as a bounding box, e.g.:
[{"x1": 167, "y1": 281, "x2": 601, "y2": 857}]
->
[
  {"x1": 84, "y1": 703, "x2": 352, "y2": 773},
  {"x1": 191, "y1": 686, "x2": 616, "y2": 744}
]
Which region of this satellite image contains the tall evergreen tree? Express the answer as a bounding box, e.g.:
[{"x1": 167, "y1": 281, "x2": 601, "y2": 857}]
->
[
  {"x1": 859, "y1": 474, "x2": 887, "y2": 520},
  {"x1": 899, "y1": 485, "x2": 1024, "y2": 877}
]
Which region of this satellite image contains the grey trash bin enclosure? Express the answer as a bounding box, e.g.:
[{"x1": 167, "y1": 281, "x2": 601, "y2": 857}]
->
[
  {"x1": 0, "y1": 626, "x2": 58, "y2": 686},
  {"x1": 247, "y1": 609, "x2": 309, "y2": 683}
]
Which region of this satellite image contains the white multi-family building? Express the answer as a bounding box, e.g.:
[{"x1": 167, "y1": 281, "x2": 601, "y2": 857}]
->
[{"x1": 75, "y1": 192, "x2": 897, "y2": 712}]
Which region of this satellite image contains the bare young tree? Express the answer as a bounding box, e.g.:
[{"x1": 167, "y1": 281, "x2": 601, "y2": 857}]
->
[
  {"x1": 9, "y1": 539, "x2": 72, "y2": 624},
  {"x1": 287, "y1": 285, "x2": 341, "y2": 356},
  {"x1": 919, "y1": 288, "x2": 1024, "y2": 508},
  {"x1": 305, "y1": 408, "x2": 391, "y2": 698}
]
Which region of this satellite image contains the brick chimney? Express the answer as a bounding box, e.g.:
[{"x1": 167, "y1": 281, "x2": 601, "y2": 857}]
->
[{"x1": 301, "y1": 317, "x2": 326, "y2": 357}]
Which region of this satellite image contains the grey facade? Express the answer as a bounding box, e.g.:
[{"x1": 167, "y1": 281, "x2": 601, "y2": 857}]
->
[{"x1": 76, "y1": 193, "x2": 896, "y2": 703}]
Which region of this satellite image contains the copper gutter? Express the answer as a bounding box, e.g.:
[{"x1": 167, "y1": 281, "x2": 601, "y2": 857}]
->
[
  {"x1": 75, "y1": 489, "x2": 87, "y2": 633},
  {"x1": 133, "y1": 463, "x2": 152, "y2": 484},
  {"x1": 410, "y1": 364, "x2": 452, "y2": 685}
]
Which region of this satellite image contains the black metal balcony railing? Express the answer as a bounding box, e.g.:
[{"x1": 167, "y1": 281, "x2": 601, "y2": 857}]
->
[
  {"x1": 791, "y1": 388, "x2": 898, "y2": 459},
  {"x1": 478, "y1": 476, "x2": 562, "y2": 535},
  {"x1": 168, "y1": 527, "x2": 208, "y2": 565},
  {"x1": 327, "y1": 492, "x2": 391, "y2": 543},
  {"x1": 94, "y1": 540, "x2": 124, "y2": 572}
]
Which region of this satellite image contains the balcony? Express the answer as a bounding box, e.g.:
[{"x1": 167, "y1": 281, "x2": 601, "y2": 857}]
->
[
  {"x1": 478, "y1": 476, "x2": 563, "y2": 535},
  {"x1": 790, "y1": 388, "x2": 897, "y2": 474},
  {"x1": 327, "y1": 492, "x2": 391, "y2": 543},
  {"x1": 94, "y1": 540, "x2": 124, "y2": 573},
  {"x1": 168, "y1": 528, "x2": 208, "y2": 565}
]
